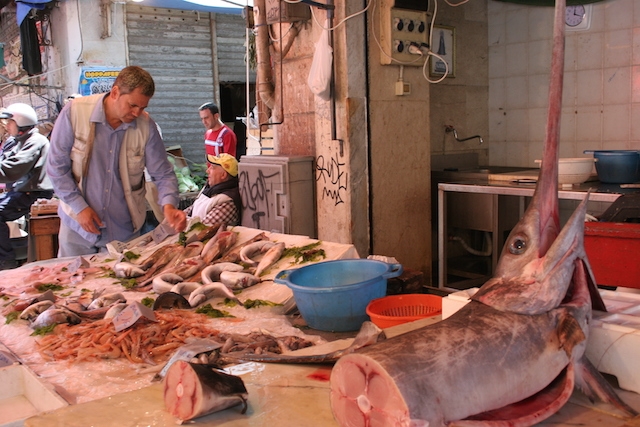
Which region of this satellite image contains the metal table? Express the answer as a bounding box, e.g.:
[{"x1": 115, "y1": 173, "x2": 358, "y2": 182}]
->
[{"x1": 437, "y1": 181, "x2": 623, "y2": 289}]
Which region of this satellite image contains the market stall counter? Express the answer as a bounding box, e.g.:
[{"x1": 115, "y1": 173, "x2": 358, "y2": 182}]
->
[{"x1": 0, "y1": 225, "x2": 359, "y2": 412}]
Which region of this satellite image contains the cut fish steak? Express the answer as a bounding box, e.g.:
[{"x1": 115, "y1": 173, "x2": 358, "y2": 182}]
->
[{"x1": 164, "y1": 360, "x2": 248, "y2": 423}]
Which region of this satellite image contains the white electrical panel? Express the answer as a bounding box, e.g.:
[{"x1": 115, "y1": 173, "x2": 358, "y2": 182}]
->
[
  {"x1": 379, "y1": 0, "x2": 430, "y2": 66},
  {"x1": 238, "y1": 156, "x2": 316, "y2": 238}
]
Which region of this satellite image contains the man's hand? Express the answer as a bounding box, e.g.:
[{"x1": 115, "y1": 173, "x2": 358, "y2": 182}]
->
[
  {"x1": 76, "y1": 207, "x2": 104, "y2": 234},
  {"x1": 163, "y1": 204, "x2": 187, "y2": 233}
]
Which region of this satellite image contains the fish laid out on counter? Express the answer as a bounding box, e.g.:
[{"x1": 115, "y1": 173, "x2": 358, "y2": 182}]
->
[
  {"x1": 164, "y1": 360, "x2": 248, "y2": 423},
  {"x1": 328, "y1": 2, "x2": 638, "y2": 427}
]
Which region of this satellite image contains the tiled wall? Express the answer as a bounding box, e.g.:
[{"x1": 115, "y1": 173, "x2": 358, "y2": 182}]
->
[{"x1": 488, "y1": 0, "x2": 639, "y2": 167}]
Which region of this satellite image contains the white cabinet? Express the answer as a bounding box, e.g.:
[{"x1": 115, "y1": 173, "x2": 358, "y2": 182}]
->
[{"x1": 238, "y1": 156, "x2": 316, "y2": 237}]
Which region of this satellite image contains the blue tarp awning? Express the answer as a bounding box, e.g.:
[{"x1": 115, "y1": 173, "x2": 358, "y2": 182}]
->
[{"x1": 16, "y1": 0, "x2": 51, "y2": 26}]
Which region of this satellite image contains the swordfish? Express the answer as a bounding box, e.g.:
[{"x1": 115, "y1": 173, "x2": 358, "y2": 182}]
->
[{"x1": 329, "y1": 1, "x2": 638, "y2": 426}]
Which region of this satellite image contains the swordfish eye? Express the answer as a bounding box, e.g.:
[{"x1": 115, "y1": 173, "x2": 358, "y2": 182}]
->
[{"x1": 508, "y1": 235, "x2": 527, "y2": 255}]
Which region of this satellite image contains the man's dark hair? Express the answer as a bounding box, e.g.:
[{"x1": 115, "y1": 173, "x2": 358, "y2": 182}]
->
[
  {"x1": 199, "y1": 102, "x2": 219, "y2": 115},
  {"x1": 114, "y1": 66, "x2": 155, "y2": 97}
]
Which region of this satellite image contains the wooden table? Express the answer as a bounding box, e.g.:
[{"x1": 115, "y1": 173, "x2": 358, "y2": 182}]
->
[{"x1": 28, "y1": 214, "x2": 60, "y2": 261}]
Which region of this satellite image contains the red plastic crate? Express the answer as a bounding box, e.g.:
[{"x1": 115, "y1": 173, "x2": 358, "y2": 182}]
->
[{"x1": 584, "y1": 222, "x2": 640, "y2": 289}]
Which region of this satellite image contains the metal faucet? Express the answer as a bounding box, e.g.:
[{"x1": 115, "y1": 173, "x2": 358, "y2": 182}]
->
[{"x1": 445, "y1": 125, "x2": 483, "y2": 145}]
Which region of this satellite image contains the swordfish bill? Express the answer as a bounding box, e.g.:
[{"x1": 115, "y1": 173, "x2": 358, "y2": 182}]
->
[{"x1": 329, "y1": 1, "x2": 637, "y2": 426}]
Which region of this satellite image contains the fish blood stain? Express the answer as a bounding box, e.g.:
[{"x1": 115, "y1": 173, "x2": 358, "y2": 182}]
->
[{"x1": 357, "y1": 394, "x2": 372, "y2": 414}]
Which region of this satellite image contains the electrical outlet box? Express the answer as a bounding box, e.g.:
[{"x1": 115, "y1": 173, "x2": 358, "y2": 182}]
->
[
  {"x1": 265, "y1": 0, "x2": 311, "y2": 24},
  {"x1": 379, "y1": 0, "x2": 430, "y2": 66},
  {"x1": 395, "y1": 80, "x2": 411, "y2": 96}
]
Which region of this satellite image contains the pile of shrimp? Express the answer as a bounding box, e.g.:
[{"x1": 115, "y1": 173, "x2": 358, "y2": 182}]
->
[{"x1": 37, "y1": 310, "x2": 220, "y2": 364}]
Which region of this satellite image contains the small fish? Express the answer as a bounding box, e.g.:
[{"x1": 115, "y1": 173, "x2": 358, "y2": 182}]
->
[
  {"x1": 31, "y1": 307, "x2": 81, "y2": 329},
  {"x1": 164, "y1": 360, "x2": 248, "y2": 422},
  {"x1": 188, "y1": 283, "x2": 239, "y2": 308},
  {"x1": 152, "y1": 273, "x2": 184, "y2": 294},
  {"x1": 201, "y1": 263, "x2": 245, "y2": 284},
  {"x1": 113, "y1": 262, "x2": 145, "y2": 278},
  {"x1": 219, "y1": 271, "x2": 261, "y2": 290},
  {"x1": 254, "y1": 242, "x2": 285, "y2": 276},
  {"x1": 238, "y1": 241, "x2": 276, "y2": 266},
  {"x1": 153, "y1": 292, "x2": 191, "y2": 310},
  {"x1": 87, "y1": 292, "x2": 126, "y2": 310},
  {"x1": 19, "y1": 300, "x2": 55, "y2": 321},
  {"x1": 104, "y1": 303, "x2": 128, "y2": 319}
]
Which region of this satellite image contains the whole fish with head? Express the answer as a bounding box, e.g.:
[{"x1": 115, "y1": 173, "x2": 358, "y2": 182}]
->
[
  {"x1": 328, "y1": 2, "x2": 638, "y2": 426},
  {"x1": 254, "y1": 242, "x2": 285, "y2": 277},
  {"x1": 19, "y1": 300, "x2": 55, "y2": 322},
  {"x1": 31, "y1": 306, "x2": 81, "y2": 329}
]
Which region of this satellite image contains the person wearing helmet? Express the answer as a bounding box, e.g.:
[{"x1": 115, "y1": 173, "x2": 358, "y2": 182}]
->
[
  {"x1": 0, "y1": 103, "x2": 54, "y2": 270},
  {"x1": 47, "y1": 66, "x2": 186, "y2": 257}
]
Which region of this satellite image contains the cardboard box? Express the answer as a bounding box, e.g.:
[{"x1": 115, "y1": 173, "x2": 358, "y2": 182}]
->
[{"x1": 0, "y1": 364, "x2": 67, "y2": 426}]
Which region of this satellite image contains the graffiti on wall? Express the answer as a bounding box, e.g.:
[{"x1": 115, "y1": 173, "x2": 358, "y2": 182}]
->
[
  {"x1": 238, "y1": 167, "x2": 281, "y2": 229},
  {"x1": 316, "y1": 153, "x2": 347, "y2": 206}
]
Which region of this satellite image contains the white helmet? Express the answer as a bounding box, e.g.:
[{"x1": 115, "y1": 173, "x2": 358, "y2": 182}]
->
[{"x1": 0, "y1": 103, "x2": 38, "y2": 128}]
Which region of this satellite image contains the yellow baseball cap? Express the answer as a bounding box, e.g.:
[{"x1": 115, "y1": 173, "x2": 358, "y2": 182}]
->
[{"x1": 207, "y1": 153, "x2": 238, "y2": 177}]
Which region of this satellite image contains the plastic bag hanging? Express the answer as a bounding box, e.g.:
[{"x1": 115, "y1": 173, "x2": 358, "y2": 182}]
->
[{"x1": 307, "y1": 21, "x2": 333, "y2": 101}]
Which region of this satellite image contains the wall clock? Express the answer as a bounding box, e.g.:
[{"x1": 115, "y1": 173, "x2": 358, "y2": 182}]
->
[{"x1": 565, "y1": 4, "x2": 592, "y2": 31}]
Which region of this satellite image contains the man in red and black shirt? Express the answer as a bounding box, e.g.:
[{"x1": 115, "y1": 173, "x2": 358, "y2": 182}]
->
[{"x1": 198, "y1": 102, "x2": 237, "y2": 159}]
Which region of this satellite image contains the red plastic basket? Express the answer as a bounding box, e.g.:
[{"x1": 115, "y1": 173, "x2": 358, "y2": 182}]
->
[{"x1": 366, "y1": 294, "x2": 442, "y2": 329}]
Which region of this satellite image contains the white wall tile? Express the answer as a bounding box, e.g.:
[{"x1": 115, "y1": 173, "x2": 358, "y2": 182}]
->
[
  {"x1": 527, "y1": 107, "x2": 547, "y2": 143},
  {"x1": 603, "y1": 104, "x2": 630, "y2": 141},
  {"x1": 506, "y1": 42, "x2": 528, "y2": 76},
  {"x1": 505, "y1": 108, "x2": 528, "y2": 143},
  {"x1": 576, "y1": 33, "x2": 604, "y2": 71},
  {"x1": 576, "y1": 69, "x2": 603, "y2": 106},
  {"x1": 603, "y1": 66, "x2": 631, "y2": 105},
  {"x1": 604, "y1": 0, "x2": 634, "y2": 31},
  {"x1": 529, "y1": 39, "x2": 552, "y2": 75},
  {"x1": 489, "y1": 76, "x2": 505, "y2": 110},
  {"x1": 505, "y1": 75, "x2": 528, "y2": 108},
  {"x1": 604, "y1": 29, "x2": 632, "y2": 68},
  {"x1": 488, "y1": 45, "x2": 506, "y2": 78},
  {"x1": 529, "y1": 74, "x2": 550, "y2": 108},
  {"x1": 505, "y1": 9, "x2": 529, "y2": 44},
  {"x1": 575, "y1": 106, "x2": 603, "y2": 142}
]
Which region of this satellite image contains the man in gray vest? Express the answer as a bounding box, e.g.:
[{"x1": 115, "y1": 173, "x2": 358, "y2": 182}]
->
[{"x1": 47, "y1": 66, "x2": 186, "y2": 257}]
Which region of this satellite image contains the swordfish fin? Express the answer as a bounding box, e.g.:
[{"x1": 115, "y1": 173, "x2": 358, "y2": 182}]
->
[{"x1": 574, "y1": 356, "x2": 639, "y2": 417}]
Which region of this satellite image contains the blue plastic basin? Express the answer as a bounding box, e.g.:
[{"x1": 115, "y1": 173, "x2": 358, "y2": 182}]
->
[
  {"x1": 274, "y1": 259, "x2": 403, "y2": 332},
  {"x1": 584, "y1": 150, "x2": 640, "y2": 184}
]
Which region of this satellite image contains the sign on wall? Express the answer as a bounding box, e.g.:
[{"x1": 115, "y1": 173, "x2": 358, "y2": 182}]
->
[{"x1": 78, "y1": 66, "x2": 122, "y2": 96}]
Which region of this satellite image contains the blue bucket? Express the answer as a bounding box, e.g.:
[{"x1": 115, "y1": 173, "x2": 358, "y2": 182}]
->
[
  {"x1": 584, "y1": 150, "x2": 640, "y2": 184},
  {"x1": 274, "y1": 259, "x2": 403, "y2": 332}
]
